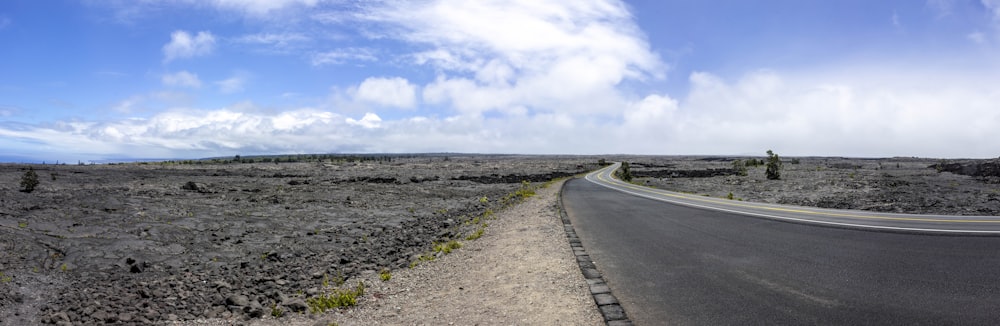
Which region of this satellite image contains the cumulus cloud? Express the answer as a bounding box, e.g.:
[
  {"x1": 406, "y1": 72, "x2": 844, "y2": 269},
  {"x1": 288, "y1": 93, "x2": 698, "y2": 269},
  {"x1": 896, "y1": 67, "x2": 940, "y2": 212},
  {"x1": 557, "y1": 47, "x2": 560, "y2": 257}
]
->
[
  {"x1": 646, "y1": 70, "x2": 1000, "y2": 157},
  {"x1": 358, "y1": 0, "x2": 664, "y2": 116},
  {"x1": 346, "y1": 112, "x2": 382, "y2": 128},
  {"x1": 14, "y1": 0, "x2": 1000, "y2": 160},
  {"x1": 161, "y1": 71, "x2": 202, "y2": 88},
  {"x1": 162, "y1": 30, "x2": 216, "y2": 63},
  {"x1": 353, "y1": 77, "x2": 417, "y2": 109}
]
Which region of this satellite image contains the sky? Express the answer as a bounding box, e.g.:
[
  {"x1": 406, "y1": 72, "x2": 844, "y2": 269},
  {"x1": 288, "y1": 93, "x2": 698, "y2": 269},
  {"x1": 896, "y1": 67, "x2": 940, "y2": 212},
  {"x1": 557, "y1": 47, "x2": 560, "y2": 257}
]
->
[{"x1": 1, "y1": 0, "x2": 999, "y2": 162}]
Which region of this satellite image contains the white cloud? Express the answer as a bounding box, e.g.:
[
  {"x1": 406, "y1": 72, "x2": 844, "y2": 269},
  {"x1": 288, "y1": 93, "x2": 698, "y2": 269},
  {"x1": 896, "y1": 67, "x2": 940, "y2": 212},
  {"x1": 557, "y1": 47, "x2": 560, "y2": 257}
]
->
[
  {"x1": 236, "y1": 32, "x2": 308, "y2": 45},
  {"x1": 310, "y1": 48, "x2": 377, "y2": 66},
  {"x1": 358, "y1": 0, "x2": 664, "y2": 117},
  {"x1": 207, "y1": 0, "x2": 319, "y2": 16},
  {"x1": 646, "y1": 70, "x2": 1000, "y2": 157},
  {"x1": 161, "y1": 71, "x2": 202, "y2": 88},
  {"x1": 0, "y1": 16, "x2": 10, "y2": 30},
  {"x1": 346, "y1": 112, "x2": 382, "y2": 129},
  {"x1": 234, "y1": 32, "x2": 309, "y2": 53},
  {"x1": 162, "y1": 30, "x2": 216, "y2": 63},
  {"x1": 353, "y1": 77, "x2": 417, "y2": 109},
  {"x1": 216, "y1": 76, "x2": 246, "y2": 94}
]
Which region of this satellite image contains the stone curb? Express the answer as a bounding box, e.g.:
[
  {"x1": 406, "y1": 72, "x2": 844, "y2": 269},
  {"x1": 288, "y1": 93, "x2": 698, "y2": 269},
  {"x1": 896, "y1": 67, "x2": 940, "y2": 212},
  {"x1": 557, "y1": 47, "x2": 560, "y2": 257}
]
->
[{"x1": 558, "y1": 178, "x2": 634, "y2": 326}]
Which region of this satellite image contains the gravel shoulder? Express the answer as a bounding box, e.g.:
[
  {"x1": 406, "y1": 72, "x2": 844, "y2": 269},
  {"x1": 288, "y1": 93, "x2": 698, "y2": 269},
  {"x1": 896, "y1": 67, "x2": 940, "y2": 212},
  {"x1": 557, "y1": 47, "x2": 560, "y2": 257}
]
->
[{"x1": 216, "y1": 179, "x2": 602, "y2": 326}]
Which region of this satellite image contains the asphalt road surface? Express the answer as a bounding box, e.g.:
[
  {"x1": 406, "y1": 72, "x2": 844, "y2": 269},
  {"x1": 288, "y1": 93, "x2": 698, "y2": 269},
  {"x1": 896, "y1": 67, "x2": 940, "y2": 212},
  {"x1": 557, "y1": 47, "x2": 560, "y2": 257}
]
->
[{"x1": 562, "y1": 164, "x2": 1000, "y2": 325}]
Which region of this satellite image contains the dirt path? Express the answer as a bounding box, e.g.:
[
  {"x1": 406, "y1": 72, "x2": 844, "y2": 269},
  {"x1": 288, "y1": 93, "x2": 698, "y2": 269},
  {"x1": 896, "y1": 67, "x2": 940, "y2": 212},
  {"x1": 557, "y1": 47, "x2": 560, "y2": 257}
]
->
[{"x1": 181, "y1": 179, "x2": 603, "y2": 325}]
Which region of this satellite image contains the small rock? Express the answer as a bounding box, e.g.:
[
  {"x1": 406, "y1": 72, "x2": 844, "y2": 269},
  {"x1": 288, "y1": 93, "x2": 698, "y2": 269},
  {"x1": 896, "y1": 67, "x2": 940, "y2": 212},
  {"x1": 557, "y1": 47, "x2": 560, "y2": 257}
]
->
[
  {"x1": 283, "y1": 299, "x2": 308, "y2": 313},
  {"x1": 49, "y1": 312, "x2": 70, "y2": 323},
  {"x1": 225, "y1": 294, "x2": 250, "y2": 307},
  {"x1": 212, "y1": 281, "x2": 232, "y2": 290}
]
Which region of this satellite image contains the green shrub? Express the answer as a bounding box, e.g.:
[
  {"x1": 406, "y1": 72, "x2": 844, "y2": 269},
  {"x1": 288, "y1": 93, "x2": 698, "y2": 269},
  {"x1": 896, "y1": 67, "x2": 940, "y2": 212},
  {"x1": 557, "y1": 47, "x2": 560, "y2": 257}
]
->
[
  {"x1": 20, "y1": 167, "x2": 39, "y2": 193},
  {"x1": 615, "y1": 162, "x2": 633, "y2": 182},
  {"x1": 731, "y1": 160, "x2": 748, "y2": 176},
  {"x1": 765, "y1": 150, "x2": 782, "y2": 180}
]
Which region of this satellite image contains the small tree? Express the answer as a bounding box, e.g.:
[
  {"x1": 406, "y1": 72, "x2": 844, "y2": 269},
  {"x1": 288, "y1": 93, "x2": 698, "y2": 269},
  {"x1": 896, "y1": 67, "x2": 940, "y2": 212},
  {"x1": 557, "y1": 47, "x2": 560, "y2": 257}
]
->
[
  {"x1": 616, "y1": 162, "x2": 633, "y2": 182},
  {"x1": 731, "y1": 159, "x2": 748, "y2": 176},
  {"x1": 765, "y1": 150, "x2": 782, "y2": 180},
  {"x1": 20, "y1": 167, "x2": 39, "y2": 193}
]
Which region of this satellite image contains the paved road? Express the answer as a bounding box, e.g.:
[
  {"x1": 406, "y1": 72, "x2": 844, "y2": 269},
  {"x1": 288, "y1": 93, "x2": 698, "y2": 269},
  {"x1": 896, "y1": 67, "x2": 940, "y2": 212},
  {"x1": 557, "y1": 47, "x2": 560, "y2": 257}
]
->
[
  {"x1": 586, "y1": 163, "x2": 1000, "y2": 234},
  {"x1": 562, "y1": 164, "x2": 1000, "y2": 325}
]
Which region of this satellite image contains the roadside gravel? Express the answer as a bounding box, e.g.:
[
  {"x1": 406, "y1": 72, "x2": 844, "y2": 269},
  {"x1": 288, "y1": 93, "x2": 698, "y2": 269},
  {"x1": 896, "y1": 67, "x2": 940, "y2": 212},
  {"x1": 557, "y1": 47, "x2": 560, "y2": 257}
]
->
[{"x1": 177, "y1": 179, "x2": 603, "y2": 326}]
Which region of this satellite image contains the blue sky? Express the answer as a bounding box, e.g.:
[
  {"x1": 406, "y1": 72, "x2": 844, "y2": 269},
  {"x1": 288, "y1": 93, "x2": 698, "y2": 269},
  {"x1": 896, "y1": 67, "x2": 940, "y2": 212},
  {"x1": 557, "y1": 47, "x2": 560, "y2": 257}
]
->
[{"x1": 1, "y1": 0, "x2": 999, "y2": 162}]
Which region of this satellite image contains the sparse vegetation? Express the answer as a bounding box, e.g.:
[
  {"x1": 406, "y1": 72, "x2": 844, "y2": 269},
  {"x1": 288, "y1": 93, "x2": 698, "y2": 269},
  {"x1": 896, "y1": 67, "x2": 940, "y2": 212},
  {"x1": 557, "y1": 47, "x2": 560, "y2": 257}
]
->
[
  {"x1": 466, "y1": 226, "x2": 485, "y2": 240},
  {"x1": 727, "y1": 192, "x2": 734, "y2": 200},
  {"x1": 433, "y1": 240, "x2": 462, "y2": 254},
  {"x1": 0, "y1": 272, "x2": 12, "y2": 283},
  {"x1": 20, "y1": 167, "x2": 39, "y2": 193},
  {"x1": 270, "y1": 304, "x2": 284, "y2": 318},
  {"x1": 615, "y1": 162, "x2": 633, "y2": 182},
  {"x1": 765, "y1": 150, "x2": 782, "y2": 180},
  {"x1": 307, "y1": 281, "x2": 365, "y2": 313},
  {"x1": 732, "y1": 160, "x2": 748, "y2": 176},
  {"x1": 379, "y1": 269, "x2": 392, "y2": 281}
]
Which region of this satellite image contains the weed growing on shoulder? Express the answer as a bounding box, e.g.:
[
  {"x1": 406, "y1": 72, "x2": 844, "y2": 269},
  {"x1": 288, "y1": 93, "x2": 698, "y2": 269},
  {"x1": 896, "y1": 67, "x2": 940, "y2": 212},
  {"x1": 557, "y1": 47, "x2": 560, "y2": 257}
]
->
[
  {"x1": 433, "y1": 240, "x2": 462, "y2": 254},
  {"x1": 306, "y1": 281, "x2": 365, "y2": 313},
  {"x1": 465, "y1": 227, "x2": 485, "y2": 240},
  {"x1": 516, "y1": 180, "x2": 536, "y2": 198},
  {"x1": 270, "y1": 304, "x2": 284, "y2": 318},
  {"x1": 379, "y1": 269, "x2": 391, "y2": 281}
]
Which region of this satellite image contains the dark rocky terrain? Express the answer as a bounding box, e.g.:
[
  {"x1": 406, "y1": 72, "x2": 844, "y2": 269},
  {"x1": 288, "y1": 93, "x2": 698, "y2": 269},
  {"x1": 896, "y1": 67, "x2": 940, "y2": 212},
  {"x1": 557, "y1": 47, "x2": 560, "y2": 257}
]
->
[
  {"x1": 0, "y1": 155, "x2": 594, "y2": 325},
  {"x1": 3, "y1": 154, "x2": 997, "y2": 325},
  {"x1": 627, "y1": 156, "x2": 1000, "y2": 215}
]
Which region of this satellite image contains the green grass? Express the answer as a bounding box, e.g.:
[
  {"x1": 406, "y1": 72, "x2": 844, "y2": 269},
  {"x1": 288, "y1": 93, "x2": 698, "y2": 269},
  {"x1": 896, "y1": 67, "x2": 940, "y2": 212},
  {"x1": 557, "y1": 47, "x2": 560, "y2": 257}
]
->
[
  {"x1": 307, "y1": 281, "x2": 365, "y2": 314},
  {"x1": 465, "y1": 227, "x2": 485, "y2": 240},
  {"x1": 270, "y1": 304, "x2": 284, "y2": 318},
  {"x1": 0, "y1": 272, "x2": 12, "y2": 283},
  {"x1": 379, "y1": 269, "x2": 392, "y2": 281},
  {"x1": 433, "y1": 240, "x2": 462, "y2": 254}
]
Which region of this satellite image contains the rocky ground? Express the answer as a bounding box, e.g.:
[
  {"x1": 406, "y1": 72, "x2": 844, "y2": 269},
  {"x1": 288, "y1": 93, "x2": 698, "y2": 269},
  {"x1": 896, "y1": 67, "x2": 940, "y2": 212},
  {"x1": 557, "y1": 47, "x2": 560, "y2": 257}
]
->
[
  {"x1": 627, "y1": 156, "x2": 1000, "y2": 215},
  {"x1": 3, "y1": 153, "x2": 997, "y2": 325},
  {"x1": 0, "y1": 155, "x2": 595, "y2": 325}
]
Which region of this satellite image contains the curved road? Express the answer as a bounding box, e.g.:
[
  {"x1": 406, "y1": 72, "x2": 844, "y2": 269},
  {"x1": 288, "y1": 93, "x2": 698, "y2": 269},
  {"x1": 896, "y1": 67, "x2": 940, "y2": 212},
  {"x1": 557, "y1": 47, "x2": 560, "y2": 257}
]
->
[{"x1": 562, "y1": 163, "x2": 1000, "y2": 325}]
